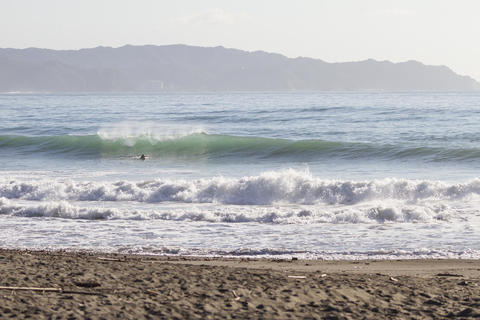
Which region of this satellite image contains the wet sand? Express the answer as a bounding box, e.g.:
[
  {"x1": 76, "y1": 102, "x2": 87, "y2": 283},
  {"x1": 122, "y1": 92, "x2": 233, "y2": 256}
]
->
[{"x1": 0, "y1": 249, "x2": 480, "y2": 319}]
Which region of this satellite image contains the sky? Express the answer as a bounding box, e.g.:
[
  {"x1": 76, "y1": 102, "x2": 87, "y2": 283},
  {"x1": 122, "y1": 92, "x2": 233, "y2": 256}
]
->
[{"x1": 1, "y1": 0, "x2": 479, "y2": 80}]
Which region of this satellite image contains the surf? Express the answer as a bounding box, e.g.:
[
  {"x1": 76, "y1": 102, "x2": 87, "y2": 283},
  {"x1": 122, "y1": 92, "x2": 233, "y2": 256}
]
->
[
  {"x1": 2, "y1": 132, "x2": 480, "y2": 162},
  {"x1": 2, "y1": 169, "x2": 480, "y2": 205}
]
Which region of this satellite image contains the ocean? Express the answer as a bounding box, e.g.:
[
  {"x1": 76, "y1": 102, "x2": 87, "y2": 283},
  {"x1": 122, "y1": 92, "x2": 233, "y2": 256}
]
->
[{"x1": 1, "y1": 92, "x2": 480, "y2": 259}]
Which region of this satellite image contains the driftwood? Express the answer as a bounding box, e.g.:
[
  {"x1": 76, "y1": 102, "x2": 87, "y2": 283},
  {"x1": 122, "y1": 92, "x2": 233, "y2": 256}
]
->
[
  {"x1": 436, "y1": 273, "x2": 463, "y2": 277},
  {"x1": 232, "y1": 290, "x2": 240, "y2": 300},
  {"x1": 97, "y1": 257, "x2": 123, "y2": 262},
  {"x1": 287, "y1": 275, "x2": 306, "y2": 279},
  {"x1": 0, "y1": 286, "x2": 105, "y2": 296},
  {"x1": 0, "y1": 286, "x2": 61, "y2": 292}
]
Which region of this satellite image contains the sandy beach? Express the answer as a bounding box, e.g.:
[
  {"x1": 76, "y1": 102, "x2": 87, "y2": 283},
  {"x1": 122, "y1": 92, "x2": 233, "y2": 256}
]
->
[{"x1": 0, "y1": 250, "x2": 479, "y2": 319}]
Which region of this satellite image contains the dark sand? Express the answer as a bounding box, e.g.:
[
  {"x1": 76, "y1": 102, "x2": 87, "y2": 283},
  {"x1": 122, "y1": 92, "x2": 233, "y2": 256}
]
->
[{"x1": 1, "y1": 249, "x2": 480, "y2": 319}]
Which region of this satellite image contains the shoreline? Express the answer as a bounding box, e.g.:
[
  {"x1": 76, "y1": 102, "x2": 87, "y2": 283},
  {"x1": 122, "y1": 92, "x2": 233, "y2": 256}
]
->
[{"x1": 1, "y1": 249, "x2": 479, "y2": 319}]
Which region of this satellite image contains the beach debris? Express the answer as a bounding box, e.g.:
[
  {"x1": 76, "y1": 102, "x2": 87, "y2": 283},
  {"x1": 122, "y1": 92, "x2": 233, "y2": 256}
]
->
[
  {"x1": 232, "y1": 290, "x2": 240, "y2": 301},
  {"x1": 288, "y1": 275, "x2": 306, "y2": 279},
  {"x1": 0, "y1": 286, "x2": 104, "y2": 296},
  {"x1": 0, "y1": 286, "x2": 61, "y2": 292},
  {"x1": 435, "y1": 273, "x2": 463, "y2": 277},
  {"x1": 390, "y1": 276, "x2": 399, "y2": 282},
  {"x1": 98, "y1": 256, "x2": 123, "y2": 262},
  {"x1": 320, "y1": 273, "x2": 327, "y2": 278}
]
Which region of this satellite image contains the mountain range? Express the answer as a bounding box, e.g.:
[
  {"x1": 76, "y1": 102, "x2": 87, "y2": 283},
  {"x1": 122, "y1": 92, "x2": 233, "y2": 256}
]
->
[{"x1": 0, "y1": 44, "x2": 478, "y2": 92}]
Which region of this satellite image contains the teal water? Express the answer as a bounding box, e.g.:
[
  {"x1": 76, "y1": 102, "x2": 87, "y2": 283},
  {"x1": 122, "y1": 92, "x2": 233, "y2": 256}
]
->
[{"x1": 1, "y1": 92, "x2": 480, "y2": 259}]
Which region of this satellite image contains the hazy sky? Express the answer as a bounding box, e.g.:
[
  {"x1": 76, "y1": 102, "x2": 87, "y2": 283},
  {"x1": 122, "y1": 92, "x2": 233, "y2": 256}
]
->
[{"x1": 1, "y1": 0, "x2": 479, "y2": 80}]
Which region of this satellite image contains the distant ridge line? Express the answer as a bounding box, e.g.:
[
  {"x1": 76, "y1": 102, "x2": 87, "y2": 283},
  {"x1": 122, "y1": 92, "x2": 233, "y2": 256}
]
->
[{"x1": 0, "y1": 44, "x2": 478, "y2": 92}]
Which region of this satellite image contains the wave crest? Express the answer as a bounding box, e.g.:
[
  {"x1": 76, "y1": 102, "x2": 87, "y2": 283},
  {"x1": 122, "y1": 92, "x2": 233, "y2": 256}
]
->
[
  {"x1": 3, "y1": 131, "x2": 480, "y2": 161},
  {"x1": 0, "y1": 197, "x2": 450, "y2": 223},
  {"x1": 2, "y1": 170, "x2": 480, "y2": 205}
]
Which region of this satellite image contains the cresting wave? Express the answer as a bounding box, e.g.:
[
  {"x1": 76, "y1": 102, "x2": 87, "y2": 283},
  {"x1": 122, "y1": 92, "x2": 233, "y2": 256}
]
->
[
  {"x1": 2, "y1": 133, "x2": 480, "y2": 161},
  {"x1": 2, "y1": 170, "x2": 480, "y2": 205},
  {"x1": 0, "y1": 197, "x2": 453, "y2": 223}
]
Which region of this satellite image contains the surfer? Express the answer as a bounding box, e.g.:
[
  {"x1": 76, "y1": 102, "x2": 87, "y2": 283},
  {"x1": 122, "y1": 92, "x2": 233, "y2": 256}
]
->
[{"x1": 139, "y1": 154, "x2": 146, "y2": 160}]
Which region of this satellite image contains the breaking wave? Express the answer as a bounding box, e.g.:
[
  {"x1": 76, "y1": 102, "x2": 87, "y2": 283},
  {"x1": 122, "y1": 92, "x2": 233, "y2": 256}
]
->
[
  {"x1": 0, "y1": 169, "x2": 479, "y2": 223},
  {"x1": 0, "y1": 197, "x2": 454, "y2": 223},
  {"x1": 2, "y1": 169, "x2": 480, "y2": 205},
  {"x1": 2, "y1": 132, "x2": 480, "y2": 161}
]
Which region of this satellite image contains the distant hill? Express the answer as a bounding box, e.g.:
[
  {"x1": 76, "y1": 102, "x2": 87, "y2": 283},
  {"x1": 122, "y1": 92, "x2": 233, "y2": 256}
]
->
[{"x1": 0, "y1": 44, "x2": 478, "y2": 92}]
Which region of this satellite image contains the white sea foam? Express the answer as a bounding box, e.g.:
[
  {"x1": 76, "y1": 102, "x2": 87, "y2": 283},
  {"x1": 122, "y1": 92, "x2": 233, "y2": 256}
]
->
[
  {"x1": 2, "y1": 169, "x2": 480, "y2": 205},
  {"x1": 0, "y1": 195, "x2": 462, "y2": 224},
  {"x1": 97, "y1": 121, "x2": 206, "y2": 145},
  {"x1": 0, "y1": 197, "x2": 118, "y2": 220},
  {"x1": 1, "y1": 236, "x2": 479, "y2": 260},
  {"x1": 112, "y1": 247, "x2": 480, "y2": 260},
  {"x1": 1, "y1": 169, "x2": 479, "y2": 225}
]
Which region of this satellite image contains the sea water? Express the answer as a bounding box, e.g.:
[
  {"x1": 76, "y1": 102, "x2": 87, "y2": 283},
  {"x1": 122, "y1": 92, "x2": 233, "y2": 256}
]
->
[{"x1": 1, "y1": 92, "x2": 480, "y2": 259}]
